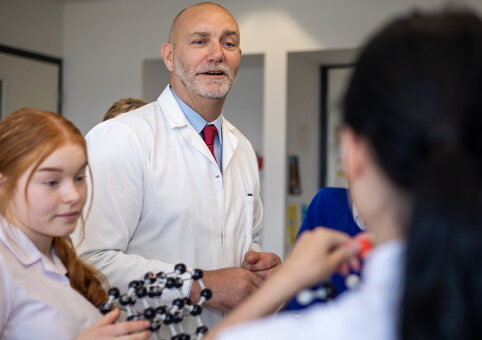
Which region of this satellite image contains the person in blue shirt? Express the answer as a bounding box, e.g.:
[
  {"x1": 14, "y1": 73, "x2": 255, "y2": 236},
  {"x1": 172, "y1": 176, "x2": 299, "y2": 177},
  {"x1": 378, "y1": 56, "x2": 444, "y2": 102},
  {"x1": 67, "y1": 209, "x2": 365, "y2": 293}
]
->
[{"x1": 284, "y1": 187, "x2": 366, "y2": 311}]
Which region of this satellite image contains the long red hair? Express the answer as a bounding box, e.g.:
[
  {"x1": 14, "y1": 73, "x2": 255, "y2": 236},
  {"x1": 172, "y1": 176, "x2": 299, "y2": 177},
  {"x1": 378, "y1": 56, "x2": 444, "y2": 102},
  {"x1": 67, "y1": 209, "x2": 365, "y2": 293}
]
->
[{"x1": 0, "y1": 108, "x2": 107, "y2": 306}]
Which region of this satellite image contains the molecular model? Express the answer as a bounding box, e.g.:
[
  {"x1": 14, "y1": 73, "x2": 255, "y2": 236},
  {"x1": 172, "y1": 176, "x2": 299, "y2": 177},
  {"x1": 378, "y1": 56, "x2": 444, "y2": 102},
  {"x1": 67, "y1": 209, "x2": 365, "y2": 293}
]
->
[{"x1": 99, "y1": 263, "x2": 212, "y2": 340}]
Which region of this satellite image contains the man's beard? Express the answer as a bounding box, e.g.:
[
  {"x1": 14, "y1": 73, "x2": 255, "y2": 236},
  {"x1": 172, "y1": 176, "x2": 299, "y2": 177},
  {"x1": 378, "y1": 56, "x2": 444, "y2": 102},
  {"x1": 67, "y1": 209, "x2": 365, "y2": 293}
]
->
[{"x1": 173, "y1": 57, "x2": 237, "y2": 98}]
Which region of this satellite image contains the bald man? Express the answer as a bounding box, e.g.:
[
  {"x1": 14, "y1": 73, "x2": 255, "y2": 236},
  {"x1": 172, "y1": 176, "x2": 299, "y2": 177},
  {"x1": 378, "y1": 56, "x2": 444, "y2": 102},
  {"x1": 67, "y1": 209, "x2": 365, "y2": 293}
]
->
[{"x1": 74, "y1": 2, "x2": 281, "y2": 331}]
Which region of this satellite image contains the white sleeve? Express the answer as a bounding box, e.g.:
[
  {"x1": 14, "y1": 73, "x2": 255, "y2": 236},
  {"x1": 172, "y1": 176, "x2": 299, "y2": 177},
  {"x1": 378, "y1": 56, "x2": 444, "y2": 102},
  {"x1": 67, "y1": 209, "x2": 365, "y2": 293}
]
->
[{"x1": 73, "y1": 120, "x2": 188, "y2": 297}]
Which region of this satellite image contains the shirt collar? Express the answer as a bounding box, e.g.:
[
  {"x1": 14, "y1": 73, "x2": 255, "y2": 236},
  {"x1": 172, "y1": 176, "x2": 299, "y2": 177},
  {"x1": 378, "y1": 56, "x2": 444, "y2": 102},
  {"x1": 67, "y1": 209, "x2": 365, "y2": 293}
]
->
[
  {"x1": 170, "y1": 86, "x2": 223, "y2": 143},
  {"x1": 0, "y1": 216, "x2": 67, "y2": 276},
  {"x1": 352, "y1": 203, "x2": 367, "y2": 230}
]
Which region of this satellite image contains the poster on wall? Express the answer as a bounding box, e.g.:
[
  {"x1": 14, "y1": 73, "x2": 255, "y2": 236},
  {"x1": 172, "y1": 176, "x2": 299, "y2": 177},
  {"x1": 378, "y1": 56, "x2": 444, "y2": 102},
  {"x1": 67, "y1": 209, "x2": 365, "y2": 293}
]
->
[
  {"x1": 285, "y1": 203, "x2": 309, "y2": 250},
  {"x1": 286, "y1": 204, "x2": 299, "y2": 249},
  {"x1": 319, "y1": 64, "x2": 355, "y2": 189}
]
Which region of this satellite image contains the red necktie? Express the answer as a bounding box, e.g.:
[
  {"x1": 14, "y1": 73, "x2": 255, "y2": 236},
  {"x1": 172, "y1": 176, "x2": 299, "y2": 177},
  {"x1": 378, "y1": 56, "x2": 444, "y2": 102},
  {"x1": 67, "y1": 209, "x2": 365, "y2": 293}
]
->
[{"x1": 202, "y1": 125, "x2": 217, "y2": 160}]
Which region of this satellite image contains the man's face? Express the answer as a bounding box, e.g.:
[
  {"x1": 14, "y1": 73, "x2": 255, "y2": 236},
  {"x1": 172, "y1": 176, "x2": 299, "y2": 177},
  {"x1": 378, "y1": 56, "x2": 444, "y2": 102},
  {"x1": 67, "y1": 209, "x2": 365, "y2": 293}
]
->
[{"x1": 169, "y1": 4, "x2": 242, "y2": 99}]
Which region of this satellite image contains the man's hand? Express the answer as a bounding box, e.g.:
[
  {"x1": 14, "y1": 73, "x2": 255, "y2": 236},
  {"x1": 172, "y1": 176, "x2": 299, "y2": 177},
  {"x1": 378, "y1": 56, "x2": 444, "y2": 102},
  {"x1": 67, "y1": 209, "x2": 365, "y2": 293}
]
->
[
  {"x1": 190, "y1": 267, "x2": 264, "y2": 312},
  {"x1": 242, "y1": 251, "x2": 282, "y2": 280}
]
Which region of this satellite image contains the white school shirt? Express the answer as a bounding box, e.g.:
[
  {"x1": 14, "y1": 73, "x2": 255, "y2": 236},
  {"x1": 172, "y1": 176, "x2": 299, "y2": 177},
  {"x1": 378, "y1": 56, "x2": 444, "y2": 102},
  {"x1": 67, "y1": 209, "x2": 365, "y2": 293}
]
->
[
  {"x1": 73, "y1": 85, "x2": 263, "y2": 330},
  {"x1": 0, "y1": 216, "x2": 102, "y2": 340},
  {"x1": 217, "y1": 240, "x2": 405, "y2": 340}
]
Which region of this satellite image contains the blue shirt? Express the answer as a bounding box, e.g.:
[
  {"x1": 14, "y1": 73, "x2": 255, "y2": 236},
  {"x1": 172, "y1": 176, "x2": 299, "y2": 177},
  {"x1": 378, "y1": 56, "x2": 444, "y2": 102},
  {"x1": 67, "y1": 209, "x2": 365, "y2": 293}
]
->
[
  {"x1": 170, "y1": 87, "x2": 223, "y2": 168},
  {"x1": 284, "y1": 187, "x2": 363, "y2": 311}
]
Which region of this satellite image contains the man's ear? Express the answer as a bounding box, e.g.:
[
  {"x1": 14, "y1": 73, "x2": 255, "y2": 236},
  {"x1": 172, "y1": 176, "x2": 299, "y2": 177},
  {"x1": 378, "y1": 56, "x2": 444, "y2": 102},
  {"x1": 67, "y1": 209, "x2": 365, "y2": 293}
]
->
[
  {"x1": 340, "y1": 126, "x2": 369, "y2": 182},
  {"x1": 161, "y1": 43, "x2": 174, "y2": 72}
]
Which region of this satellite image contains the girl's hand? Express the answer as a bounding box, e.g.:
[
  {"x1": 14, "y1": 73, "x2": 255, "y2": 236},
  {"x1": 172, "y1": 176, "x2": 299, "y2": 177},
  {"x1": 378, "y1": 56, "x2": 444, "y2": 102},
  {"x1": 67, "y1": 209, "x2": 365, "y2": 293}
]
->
[
  {"x1": 76, "y1": 308, "x2": 151, "y2": 340},
  {"x1": 282, "y1": 227, "x2": 360, "y2": 291},
  {"x1": 338, "y1": 231, "x2": 374, "y2": 276}
]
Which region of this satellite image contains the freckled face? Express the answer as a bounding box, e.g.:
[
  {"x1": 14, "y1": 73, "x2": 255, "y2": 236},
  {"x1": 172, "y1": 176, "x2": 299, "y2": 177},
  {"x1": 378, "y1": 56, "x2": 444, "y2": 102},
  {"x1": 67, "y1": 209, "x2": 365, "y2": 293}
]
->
[
  {"x1": 170, "y1": 4, "x2": 242, "y2": 99},
  {"x1": 6, "y1": 143, "x2": 88, "y2": 250}
]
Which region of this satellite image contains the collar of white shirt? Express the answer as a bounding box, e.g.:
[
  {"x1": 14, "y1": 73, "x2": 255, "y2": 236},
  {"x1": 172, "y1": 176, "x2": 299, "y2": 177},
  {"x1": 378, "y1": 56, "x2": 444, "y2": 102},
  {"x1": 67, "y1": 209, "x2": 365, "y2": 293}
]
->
[
  {"x1": 352, "y1": 203, "x2": 367, "y2": 230},
  {"x1": 0, "y1": 216, "x2": 68, "y2": 276}
]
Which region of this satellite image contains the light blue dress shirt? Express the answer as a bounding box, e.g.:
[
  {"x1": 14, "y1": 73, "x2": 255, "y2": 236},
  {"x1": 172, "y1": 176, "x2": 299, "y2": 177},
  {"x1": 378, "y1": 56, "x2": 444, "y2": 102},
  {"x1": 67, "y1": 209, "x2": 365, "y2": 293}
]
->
[{"x1": 170, "y1": 87, "x2": 223, "y2": 169}]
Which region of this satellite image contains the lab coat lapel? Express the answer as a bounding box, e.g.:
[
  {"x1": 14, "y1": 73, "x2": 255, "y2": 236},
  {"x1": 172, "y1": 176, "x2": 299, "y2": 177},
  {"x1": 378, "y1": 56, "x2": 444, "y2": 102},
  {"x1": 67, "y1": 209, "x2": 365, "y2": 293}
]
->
[
  {"x1": 158, "y1": 85, "x2": 217, "y2": 164},
  {"x1": 188, "y1": 127, "x2": 218, "y2": 163},
  {"x1": 222, "y1": 118, "x2": 239, "y2": 173}
]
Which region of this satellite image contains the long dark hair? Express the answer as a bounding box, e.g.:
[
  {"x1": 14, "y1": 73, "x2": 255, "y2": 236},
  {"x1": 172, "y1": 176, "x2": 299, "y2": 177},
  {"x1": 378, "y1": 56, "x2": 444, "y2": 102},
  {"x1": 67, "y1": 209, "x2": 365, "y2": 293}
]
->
[{"x1": 342, "y1": 9, "x2": 482, "y2": 339}]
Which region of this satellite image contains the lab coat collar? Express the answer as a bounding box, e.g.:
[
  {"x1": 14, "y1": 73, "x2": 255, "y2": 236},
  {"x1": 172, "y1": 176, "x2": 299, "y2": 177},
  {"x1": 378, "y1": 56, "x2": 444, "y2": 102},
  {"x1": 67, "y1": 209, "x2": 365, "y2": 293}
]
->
[
  {"x1": 169, "y1": 86, "x2": 224, "y2": 145},
  {"x1": 158, "y1": 85, "x2": 240, "y2": 170},
  {"x1": 157, "y1": 85, "x2": 190, "y2": 129},
  {"x1": 221, "y1": 118, "x2": 239, "y2": 172}
]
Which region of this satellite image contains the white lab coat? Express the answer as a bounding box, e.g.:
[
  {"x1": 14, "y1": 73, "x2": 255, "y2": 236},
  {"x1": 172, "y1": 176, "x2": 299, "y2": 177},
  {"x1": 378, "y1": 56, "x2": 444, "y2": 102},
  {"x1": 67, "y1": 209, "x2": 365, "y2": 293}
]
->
[{"x1": 73, "y1": 85, "x2": 263, "y2": 331}]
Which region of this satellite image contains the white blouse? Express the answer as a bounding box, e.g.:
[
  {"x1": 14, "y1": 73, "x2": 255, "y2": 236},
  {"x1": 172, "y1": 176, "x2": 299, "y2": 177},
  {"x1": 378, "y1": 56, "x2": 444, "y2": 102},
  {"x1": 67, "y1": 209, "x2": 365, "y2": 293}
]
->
[
  {"x1": 0, "y1": 217, "x2": 102, "y2": 340},
  {"x1": 217, "y1": 240, "x2": 405, "y2": 340}
]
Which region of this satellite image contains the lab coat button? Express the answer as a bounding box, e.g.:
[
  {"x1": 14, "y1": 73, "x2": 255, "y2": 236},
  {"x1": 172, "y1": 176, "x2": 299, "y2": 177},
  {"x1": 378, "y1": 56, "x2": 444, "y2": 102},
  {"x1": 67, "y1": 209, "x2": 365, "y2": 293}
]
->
[{"x1": 215, "y1": 174, "x2": 220, "y2": 178}]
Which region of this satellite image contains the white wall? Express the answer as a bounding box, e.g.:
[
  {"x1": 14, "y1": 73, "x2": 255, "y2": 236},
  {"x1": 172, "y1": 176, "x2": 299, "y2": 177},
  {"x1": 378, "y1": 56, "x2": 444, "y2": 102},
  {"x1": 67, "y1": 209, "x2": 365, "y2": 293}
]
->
[
  {"x1": 0, "y1": 0, "x2": 63, "y2": 117},
  {"x1": 285, "y1": 52, "x2": 322, "y2": 250},
  {"x1": 223, "y1": 55, "x2": 264, "y2": 158},
  {"x1": 0, "y1": 0, "x2": 63, "y2": 56}
]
